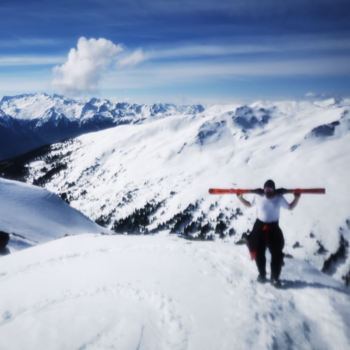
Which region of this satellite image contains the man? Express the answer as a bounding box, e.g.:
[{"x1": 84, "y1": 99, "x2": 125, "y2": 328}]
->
[{"x1": 237, "y1": 180, "x2": 300, "y2": 287}]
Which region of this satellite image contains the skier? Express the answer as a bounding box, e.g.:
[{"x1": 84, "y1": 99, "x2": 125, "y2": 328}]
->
[{"x1": 237, "y1": 180, "x2": 300, "y2": 287}]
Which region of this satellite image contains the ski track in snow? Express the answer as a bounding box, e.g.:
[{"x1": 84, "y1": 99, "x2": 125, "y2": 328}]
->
[{"x1": 0, "y1": 234, "x2": 349, "y2": 350}]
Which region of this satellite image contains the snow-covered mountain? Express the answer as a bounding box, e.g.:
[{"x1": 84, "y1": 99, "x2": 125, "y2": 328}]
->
[
  {"x1": 0, "y1": 93, "x2": 205, "y2": 160},
  {"x1": 0, "y1": 177, "x2": 108, "y2": 252},
  {"x1": 1, "y1": 97, "x2": 349, "y2": 286},
  {"x1": 1, "y1": 97, "x2": 350, "y2": 349}
]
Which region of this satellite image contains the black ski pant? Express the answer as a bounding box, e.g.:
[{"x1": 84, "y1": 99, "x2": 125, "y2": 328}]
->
[
  {"x1": 0, "y1": 231, "x2": 10, "y2": 249},
  {"x1": 248, "y1": 219, "x2": 285, "y2": 280}
]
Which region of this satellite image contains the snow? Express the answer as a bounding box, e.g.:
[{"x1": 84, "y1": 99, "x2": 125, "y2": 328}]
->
[
  {"x1": 0, "y1": 96, "x2": 350, "y2": 348},
  {"x1": 0, "y1": 93, "x2": 79, "y2": 121},
  {"x1": 0, "y1": 233, "x2": 349, "y2": 349},
  {"x1": 2, "y1": 97, "x2": 350, "y2": 284},
  {"x1": 0, "y1": 93, "x2": 205, "y2": 122},
  {"x1": 0, "y1": 93, "x2": 207, "y2": 159},
  {"x1": 13, "y1": 98, "x2": 347, "y2": 278},
  {"x1": 0, "y1": 178, "x2": 108, "y2": 251}
]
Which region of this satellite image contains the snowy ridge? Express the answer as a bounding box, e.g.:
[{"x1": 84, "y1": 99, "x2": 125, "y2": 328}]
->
[
  {"x1": 2, "y1": 98, "x2": 350, "y2": 285},
  {"x1": 0, "y1": 93, "x2": 205, "y2": 122},
  {"x1": 0, "y1": 178, "x2": 108, "y2": 252},
  {"x1": 0, "y1": 93, "x2": 205, "y2": 160}
]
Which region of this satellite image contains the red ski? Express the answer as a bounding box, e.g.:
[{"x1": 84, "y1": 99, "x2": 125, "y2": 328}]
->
[{"x1": 209, "y1": 188, "x2": 325, "y2": 195}]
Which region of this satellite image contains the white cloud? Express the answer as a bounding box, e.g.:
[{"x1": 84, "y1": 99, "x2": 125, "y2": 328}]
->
[
  {"x1": 305, "y1": 92, "x2": 318, "y2": 97},
  {"x1": 140, "y1": 37, "x2": 350, "y2": 61},
  {"x1": 118, "y1": 49, "x2": 147, "y2": 67},
  {"x1": 0, "y1": 38, "x2": 60, "y2": 47},
  {"x1": 102, "y1": 56, "x2": 350, "y2": 91},
  {"x1": 0, "y1": 56, "x2": 65, "y2": 66},
  {"x1": 304, "y1": 92, "x2": 341, "y2": 100},
  {"x1": 51, "y1": 37, "x2": 123, "y2": 94},
  {"x1": 147, "y1": 45, "x2": 277, "y2": 60}
]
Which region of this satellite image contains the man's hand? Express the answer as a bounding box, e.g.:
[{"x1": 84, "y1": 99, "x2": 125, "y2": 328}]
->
[
  {"x1": 289, "y1": 193, "x2": 301, "y2": 210},
  {"x1": 237, "y1": 193, "x2": 252, "y2": 208}
]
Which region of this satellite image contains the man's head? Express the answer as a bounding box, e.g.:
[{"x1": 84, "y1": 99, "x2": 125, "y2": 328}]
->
[{"x1": 264, "y1": 179, "x2": 275, "y2": 199}]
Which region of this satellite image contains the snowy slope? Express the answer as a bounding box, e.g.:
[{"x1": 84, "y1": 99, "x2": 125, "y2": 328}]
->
[
  {"x1": 1, "y1": 98, "x2": 350, "y2": 285},
  {"x1": 0, "y1": 233, "x2": 349, "y2": 350},
  {"x1": 0, "y1": 178, "x2": 109, "y2": 252},
  {"x1": 0, "y1": 97, "x2": 350, "y2": 349}
]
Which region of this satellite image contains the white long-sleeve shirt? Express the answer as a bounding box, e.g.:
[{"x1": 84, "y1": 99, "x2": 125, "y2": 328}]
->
[{"x1": 251, "y1": 194, "x2": 289, "y2": 223}]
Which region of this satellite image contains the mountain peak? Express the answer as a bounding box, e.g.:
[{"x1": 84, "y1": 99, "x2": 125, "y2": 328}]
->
[{"x1": 0, "y1": 93, "x2": 208, "y2": 160}]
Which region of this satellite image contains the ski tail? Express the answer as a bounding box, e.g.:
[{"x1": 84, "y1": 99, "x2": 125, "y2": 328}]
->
[
  {"x1": 276, "y1": 188, "x2": 326, "y2": 195},
  {"x1": 294, "y1": 188, "x2": 325, "y2": 194},
  {"x1": 208, "y1": 189, "x2": 263, "y2": 195}
]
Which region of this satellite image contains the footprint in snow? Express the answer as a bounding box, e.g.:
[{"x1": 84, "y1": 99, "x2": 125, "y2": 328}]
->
[{"x1": 2, "y1": 311, "x2": 12, "y2": 320}]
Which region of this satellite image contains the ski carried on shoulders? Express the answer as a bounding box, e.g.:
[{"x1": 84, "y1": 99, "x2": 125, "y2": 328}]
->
[{"x1": 209, "y1": 188, "x2": 325, "y2": 195}]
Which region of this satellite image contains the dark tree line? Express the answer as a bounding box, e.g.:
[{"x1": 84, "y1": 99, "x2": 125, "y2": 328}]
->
[
  {"x1": 0, "y1": 139, "x2": 74, "y2": 183},
  {"x1": 33, "y1": 163, "x2": 67, "y2": 187},
  {"x1": 0, "y1": 144, "x2": 52, "y2": 181},
  {"x1": 152, "y1": 201, "x2": 240, "y2": 240},
  {"x1": 322, "y1": 235, "x2": 349, "y2": 286},
  {"x1": 98, "y1": 196, "x2": 242, "y2": 241},
  {"x1": 112, "y1": 201, "x2": 163, "y2": 234}
]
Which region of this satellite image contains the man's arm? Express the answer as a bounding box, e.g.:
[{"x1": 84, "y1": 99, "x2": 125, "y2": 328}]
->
[
  {"x1": 237, "y1": 193, "x2": 252, "y2": 208},
  {"x1": 289, "y1": 193, "x2": 301, "y2": 210}
]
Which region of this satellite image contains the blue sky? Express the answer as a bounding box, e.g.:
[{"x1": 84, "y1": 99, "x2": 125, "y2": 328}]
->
[{"x1": 0, "y1": 0, "x2": 349, "y2": 103}]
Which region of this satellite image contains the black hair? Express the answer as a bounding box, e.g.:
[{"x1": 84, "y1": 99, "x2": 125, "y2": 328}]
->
[{"x1": 264, "y1": 179, "x2": 275, "y2": 189}]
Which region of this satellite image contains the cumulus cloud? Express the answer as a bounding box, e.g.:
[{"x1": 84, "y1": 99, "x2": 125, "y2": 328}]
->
[
  {"x1": 51, "y1": 37, "x2": 123, "y2": 94},
  {"x1": 118, "y1": 49, "x2": 147, "y2": 67}
]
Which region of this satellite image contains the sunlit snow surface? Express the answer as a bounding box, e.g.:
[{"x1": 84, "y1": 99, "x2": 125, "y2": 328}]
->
[
  {"x1": 20, "y1": 98, "x2": 350, "y2": 281},
  {"x1": 0, "y1": 178, "x2": 107, "y2": 250},
  {"x1": 0, "y1": 98, "x2": 350, "y2": 349},
  {"x1": 0, "y1": 234, "x2": 349, "y2": 350}
]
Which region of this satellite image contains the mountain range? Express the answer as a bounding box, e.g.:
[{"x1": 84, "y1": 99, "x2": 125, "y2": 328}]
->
[{"x1": 0, "y1": 93, "x2": 205, "y2": 160}]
